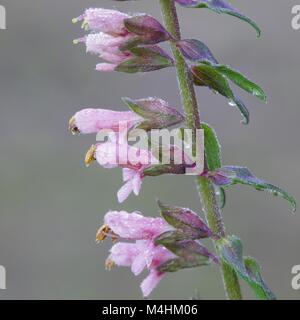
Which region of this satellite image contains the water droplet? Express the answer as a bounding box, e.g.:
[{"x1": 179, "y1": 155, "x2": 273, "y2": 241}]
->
[{"x1": 228, "y1": 100, "x2": 236, "y2": 107}]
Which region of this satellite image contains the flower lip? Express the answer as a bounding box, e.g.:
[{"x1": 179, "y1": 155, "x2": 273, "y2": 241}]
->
[{"x1": 69, "y1": 116, "x2": 80, "y2": 135}]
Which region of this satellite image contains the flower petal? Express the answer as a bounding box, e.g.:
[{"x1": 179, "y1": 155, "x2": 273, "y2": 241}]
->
[
  {"x1": 117, "y1": 180, "x2": 134, "y2": 203},
  {"x1": 132, "y1": 173, "x2": 142, "y2": 195},
  {"x1": 122, "y1": 168, "x2": 136, "y2": 182},
  {"x1": 108, "y1": 242, "x2": 140, "y2": 267},
  {"x1": 140, "y1": 270, "x2": 165, "y2": 297}
]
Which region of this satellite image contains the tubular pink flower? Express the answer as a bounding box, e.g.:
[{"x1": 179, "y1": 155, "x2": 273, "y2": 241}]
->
[
  {"x1": 104, "y1": 211, "x2": 171, "y2": 240},
  {"x1": 102, "y1": 211, "x2": 175, "y2": 297},
  {"x1": 74, "y1": 8, "x2": 130, "y2": 35},
  {"x1": 86, "y1": 139, "x2": 196, "y2": 202},
  {"x1": 69, "y1": 108, "x2": 142, "y2": 135}
]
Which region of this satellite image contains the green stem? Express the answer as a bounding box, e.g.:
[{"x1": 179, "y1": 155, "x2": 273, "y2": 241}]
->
[{"x1": 159, "y1": 0, "x2": 242, "y2": 300}]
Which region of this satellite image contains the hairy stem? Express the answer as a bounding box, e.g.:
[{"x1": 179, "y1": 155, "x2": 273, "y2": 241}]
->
[{"x1": 159, "y1": 0, "x2": 242, "y2": 300}]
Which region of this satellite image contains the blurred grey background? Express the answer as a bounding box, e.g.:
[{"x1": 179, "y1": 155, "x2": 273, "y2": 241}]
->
[{"x1": 0, "y1": 0, "x2": 299, "y2": 300}]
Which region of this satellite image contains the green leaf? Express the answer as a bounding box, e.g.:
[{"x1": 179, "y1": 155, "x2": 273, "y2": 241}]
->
[
  {"x1": 176, "y1": 0, "x2": 261, "y2": 37},
  {"x1": 176, "y1": 39, "x2": 218, "y2": 64},
  {"x1": 217, "y1": 235, "x2": 248, "y2": 279},
  {"x1": 214, "y1": 65, "x2": 267, "y2": 102},
  {"x1": 217, "y1": 235, "x2": 276, "y2": 300},
  {"x1": 244, "y1": 257, "x2": 276, "y2": 300},
  {"x1": 202, "y1": 123, "x2": 222, "y2": 171},
  {"x1": 192, "y1": 64, "x2": 250, "y2": 124},
  {"x1": 209, "y1": 166, "x2": 297, "y2": 212}
]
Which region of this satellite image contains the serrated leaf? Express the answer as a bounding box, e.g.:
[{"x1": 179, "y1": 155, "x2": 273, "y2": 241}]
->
[
  {"x1": 217, "y1": 236, "x2": 276, "y2": 300},
  {"x1": 217, "y1": 235, "x2": 249, "y2": 279},
  {"x1": 202, "y1": 123, "x2": 222, "y2": 171},
  {"x1": 192, "y1": 64, "x2": 249, "y2": 124},
  {"x1": 208, "y1": 166, "x2": 296, "y2": 212},
  {"x1": 214, "y1": 65, "x2": 267, "y2": 102},
  {"x1": 176, "y1": 39, "x2": 218, "y2": 64},
  {"x1": 175, "y1": 0, "x2": 261, "y2": 37},
  {"x1": 244, "y1": 257, "x2": 276, "y2": 300}
]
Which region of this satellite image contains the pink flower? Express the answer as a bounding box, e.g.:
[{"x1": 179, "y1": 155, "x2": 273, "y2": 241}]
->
[
  {"x1": 73, "y1": 8, "x2": 130, "y2": 35},
  {"x1": 98, "y1": 211, "x2": 175, "y2": 297},
  {"x1": 86, "y1": 141, "x2": 158, "y2": 203},
  {"x1": 73, "y1": 9, "x2": 135, "y2": 71},
  {"x1": 73, "y1": 8, "x2": 173, "y2": 73},
  {"x1": 69, "y1": 108, "x2": 142, "y2": 135},
  {"x1": 104, "y1": 211, "x2": 171, "y2": 240},
  {"x1": 84, "y1": 33, "x2": 132, "y2": 60},
  {"x1": 75, "y1": 33, "x2": 133, "y2": 70},
  {"x1": 84, "y1": 138, "x2": 198, "y2": 203}
]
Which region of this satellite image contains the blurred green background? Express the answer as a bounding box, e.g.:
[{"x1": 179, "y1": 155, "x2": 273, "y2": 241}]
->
[{"x1": 0, "y1": 0, "x2": 300, "y2": 300}]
